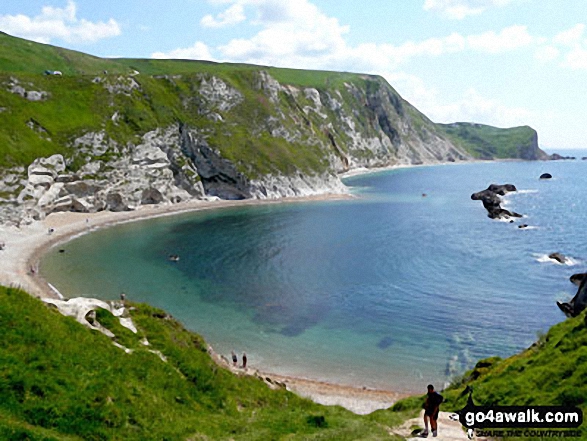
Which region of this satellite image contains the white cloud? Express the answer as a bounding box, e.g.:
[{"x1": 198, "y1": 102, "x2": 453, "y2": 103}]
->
[
  {"x1": 563, "y1": 46, "x2": 587, "y2": 70},
  {"x1": 466, "y1": 25, "x2": 533, "y2": 53},
  {"x1": 215, "y1": 0, "x2": 349, "y2": 67},
  {"x1": 201, "y1": 3, "x2": 246, "y2": 28},
  {"x1": 553, "y1": 23, "x2": 585, "y2": 46},
  {"x1": 0, "y1": 1, "x2": 121, "y2": 44},
  {"x1": 423, "y1": 0, "x2": 518, "y2": 20},
  {"x1": 387, "y1": 72, "x2": 533, "y2": 128},
  {"x1": 534, "y1": 45, "x2": 559, "y2": 63},
  {"x1": 535, "y1": 23, "x2": 587, "y2": 70},
  {"x1": 151, "y1": 42, "x2": 214, "y2": 60}
]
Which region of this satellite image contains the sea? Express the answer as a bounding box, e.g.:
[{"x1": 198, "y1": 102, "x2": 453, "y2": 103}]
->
[{"x1": 40, "y1": 152, "x2": 587, "y2": 393}]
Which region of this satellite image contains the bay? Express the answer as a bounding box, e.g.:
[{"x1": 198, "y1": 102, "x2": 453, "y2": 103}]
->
[{"x1": 41, "y1": 156, "x2": 587, "y2": 392}]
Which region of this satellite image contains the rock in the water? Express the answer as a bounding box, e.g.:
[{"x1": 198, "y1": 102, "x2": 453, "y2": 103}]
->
[
  {"x1": 539, "y1": 173, "x2": 552, "y2": 179},
  {"x1": 548, "y1": 252, "x2": 568, "y2": 264},
  {"x1": 518, "y1": 224, "x2": 529, "y2": 229},
  {"x1": 377, "y1": 336, "x2": 394, "y2": 349},
  {"x1": 557, "y1": 275, "x2": 587, "y2": 317},
  {"x1": 471, "y1": 184, "x2": 521, "y2": 220},
  {"x1": 549, "y1": 153, "x2": 575, "y2": 160}
]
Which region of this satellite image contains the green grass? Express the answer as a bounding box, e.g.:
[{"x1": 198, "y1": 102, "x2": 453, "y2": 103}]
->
[
  {"x1": 438, "y1": 122, "x2": 543, "y2": 160},
  {"x1": 0, "y1": 32, "x2": 129, "y2": 76},
  {"x1": 0, "y1": 285, "x2": 415, "y2": 440},
  {"x1": 0, "y1": 30, "x2": 544, "y2": 186},
  {"x1": 391, "y1": 311, "x2": 587, "y2": 440}
]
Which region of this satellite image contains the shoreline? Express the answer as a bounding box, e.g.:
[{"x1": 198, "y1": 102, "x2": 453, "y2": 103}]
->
[{"x1": 0, "y1": 190, "x2": 414, "y2": 414}]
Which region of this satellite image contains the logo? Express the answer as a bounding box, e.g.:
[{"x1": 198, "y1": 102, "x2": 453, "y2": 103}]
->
[{"x1": 457, "y1": 389, "x2": 583, "y2": 429}]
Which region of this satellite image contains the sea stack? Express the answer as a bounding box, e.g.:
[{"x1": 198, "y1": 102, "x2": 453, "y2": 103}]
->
[{"x1": 471, "y1": 184, "x2": 522, "y2": 220}]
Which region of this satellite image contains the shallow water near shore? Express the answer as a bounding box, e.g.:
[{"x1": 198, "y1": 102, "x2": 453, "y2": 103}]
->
[{"x1": 41, "y1": 156, "x2": 587, "y2": 392}]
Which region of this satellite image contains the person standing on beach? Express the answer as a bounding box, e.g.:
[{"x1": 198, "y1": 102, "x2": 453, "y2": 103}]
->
[
  {"x1": 242, "y1": 352, "x2": 247, "y2": 369},
  {"x1": 231, "y1": 351, "x2": 238, "y2": 366},
  {"x1": 421, "y1": 384, "x2": 443, "y2": 437}
]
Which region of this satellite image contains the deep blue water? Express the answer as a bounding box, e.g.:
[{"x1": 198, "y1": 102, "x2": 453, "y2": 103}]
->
[{"x1": 41, "y1": 156, "x2": 587, "y2": 392}]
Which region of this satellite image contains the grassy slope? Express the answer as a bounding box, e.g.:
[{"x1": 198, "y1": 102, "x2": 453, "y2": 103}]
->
[
  {"x1": 0, "y1": 32, "x2": 128, "y2": 76},
  {"x1": 438, "y1": 122, "x2": 540, "y2": 160},
  {"x1": 0, "y1": 286, "x2": 415, "y2": 440},
  {"x1": 0, "y1": 32, "x2": 540, "y2": 176},
  {"x1": 392, "y1": 311, "x2": 587, "y2": 440},
  {"x1": 0, "y1": 32, "x2": 363, "y2": 176}
]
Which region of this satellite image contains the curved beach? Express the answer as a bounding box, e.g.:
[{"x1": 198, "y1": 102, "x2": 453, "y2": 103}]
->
[{"x1": 0, "y1": 194, "x2": 410, "y2": 414}]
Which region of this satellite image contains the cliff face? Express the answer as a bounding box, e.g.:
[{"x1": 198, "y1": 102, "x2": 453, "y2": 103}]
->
[
  {"x1": 0, "y1": 68, "x2": 471, "y2": 224},
  {"x1": 0, "y1": 33, "x2": 544, "y2": 225}
]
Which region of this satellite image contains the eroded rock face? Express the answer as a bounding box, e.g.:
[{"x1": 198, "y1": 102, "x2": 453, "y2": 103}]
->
[
  {"x1": 179, "y1": 125, "x2": 251, "y2": 200},
  {"x1": 557, "y1": 274, "x2": 587, "y2": 317},
  {"x1": 570, "y1": 273, "x2": 587, "y2": 287},
  {"x1": 198, "y1": 75, "x2": 243, "y2": 113},
  {"x1": 471, "y1": 184, "x2": 521, "y2": 220}
]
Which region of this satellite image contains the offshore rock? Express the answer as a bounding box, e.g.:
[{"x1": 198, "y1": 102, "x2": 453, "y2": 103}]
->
[
  {"x1": 548, "y1": 252, "x2": 568, "y2": 264},
  {"x1": 471, "y1": 184, "x2": 521, "y2": 220}
]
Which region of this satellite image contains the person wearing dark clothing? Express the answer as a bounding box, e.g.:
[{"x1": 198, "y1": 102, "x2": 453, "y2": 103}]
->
[
  {"x1": 231, "y1": 351, "x2": 238, "y2": 366},
  {"x1": 242, "y1": 352, "x2": 247, "y2": 369},
  {"x1": 422, "y1": 384, "x2": 443, "y2": 437}
]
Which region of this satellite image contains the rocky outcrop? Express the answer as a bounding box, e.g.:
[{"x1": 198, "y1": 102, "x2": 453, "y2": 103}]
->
[
  {"x1": 179, "y1": 125, "x2": 250, "y2": 200},
  {"x1": 557, "y1": 273, "x2": 587, "y2": 317},
  {"x1": 471, "y1": 184, "x2": 522, "y2": 220},
  {"x1": 0, "y1": 121, "x2": 351, "y2": 224},
  {"x1": 570, "y1": 273, "x2": 587, "y2": 287},
  {"x1": 7, "y1": 77, "x2": 49, "y2": 101},
  {"x1": 549, "y1": 153, "x2": 575, "y2": 160},
  {"x1": 548, "y1": 252, "x2": 569, "y2": 264},
  {"x1": 539, "y1": 173, "x2": 552, "y2": 179}
]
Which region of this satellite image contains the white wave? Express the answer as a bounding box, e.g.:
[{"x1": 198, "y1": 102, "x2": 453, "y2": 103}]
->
[
  {"x1": 495, "y1": 216, "x2": 520, "y2": 223},
  {"x1": 533, "y1": 253, "x2": 580, "y2": 266}
]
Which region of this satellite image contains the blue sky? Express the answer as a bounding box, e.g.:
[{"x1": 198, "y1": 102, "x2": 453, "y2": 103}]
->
[{"x1": 1, "y1": 0, "x2": 586, "y2": 149}]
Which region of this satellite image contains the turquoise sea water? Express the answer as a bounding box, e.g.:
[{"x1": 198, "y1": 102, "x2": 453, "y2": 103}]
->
[{"x1": 41, "y1": 156, "x2": 587, "y2": 392}]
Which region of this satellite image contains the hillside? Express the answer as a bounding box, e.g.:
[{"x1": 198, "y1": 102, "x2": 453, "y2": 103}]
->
[
  {"x1": 439, "y1": 122, "x2": 548, "y2": 160},
  {"x1": 392, "y1": 311, "x2": 587, "y2": 440},
  {"x1": 0, "y1": 285, "x2": 418, "y2": 440},
  {"x1": 0, "y1": 31, "x2": 546, "y2": 225}
]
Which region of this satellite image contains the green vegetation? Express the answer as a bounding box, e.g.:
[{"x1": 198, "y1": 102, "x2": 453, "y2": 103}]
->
[
  {"x1": 0, "y1": 31, "x2": 366, "y2": 176},
  {"x1": 439, "y1": 122, "x2": 542, "y2": 160},
  {"x1": 0, "y1": 31, "x2": 543, "y2": 180},
  {"x1": 392, "y1": 311, "x2": 587, "y2": 440},
  {"x1": 0, "y1": 285, "x2": 416, "y2": 440},
  {"x1": 0, "y1": 32, "x2": 129, "y2": 76}
]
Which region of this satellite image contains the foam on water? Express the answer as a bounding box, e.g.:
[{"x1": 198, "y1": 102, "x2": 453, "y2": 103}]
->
[{"x1": 534, "y1": 253, "x2": 580, "y2": 266}]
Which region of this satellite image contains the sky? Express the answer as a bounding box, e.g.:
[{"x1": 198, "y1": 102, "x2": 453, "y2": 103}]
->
[{"x1": 1, "y1": 1, "x2": 586, "y2": 149}]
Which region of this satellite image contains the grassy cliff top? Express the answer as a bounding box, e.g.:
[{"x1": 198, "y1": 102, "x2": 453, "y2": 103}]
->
[
  {"x1": 0, "y1": 32, "x2": 365, "y2": 89},
  {"x1": 438, "y1": 122, "x2": 543, "y2": 160},
  {"x1": 392, "y1": 311, "x2": 587, "y2": 440},
  {"x1": 0, "y1": 285, "x2": 415, "y2": 440}
]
